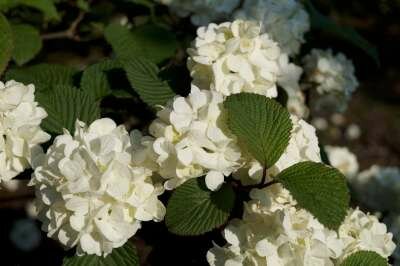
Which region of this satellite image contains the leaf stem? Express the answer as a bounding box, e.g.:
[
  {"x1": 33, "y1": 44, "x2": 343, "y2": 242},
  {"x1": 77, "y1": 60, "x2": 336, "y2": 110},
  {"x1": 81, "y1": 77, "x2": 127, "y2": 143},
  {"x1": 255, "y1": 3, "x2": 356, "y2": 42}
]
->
[{"x1": 41, "y1": 10, "x2": 85, "y2": 41}]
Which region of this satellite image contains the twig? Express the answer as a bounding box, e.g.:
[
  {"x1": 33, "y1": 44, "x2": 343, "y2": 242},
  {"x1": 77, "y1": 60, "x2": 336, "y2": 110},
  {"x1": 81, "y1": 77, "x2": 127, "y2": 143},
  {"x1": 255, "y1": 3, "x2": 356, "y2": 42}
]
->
[{"x1": 41, "y1": 11, "x2": 85, "y2": 41}]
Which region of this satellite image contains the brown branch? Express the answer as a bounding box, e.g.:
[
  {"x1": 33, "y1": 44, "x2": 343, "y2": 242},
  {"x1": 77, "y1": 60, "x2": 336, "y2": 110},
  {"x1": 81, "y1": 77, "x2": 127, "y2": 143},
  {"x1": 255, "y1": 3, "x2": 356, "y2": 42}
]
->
[{"x1": 41, "y1": 11, "x2": 85, "y2": 41}]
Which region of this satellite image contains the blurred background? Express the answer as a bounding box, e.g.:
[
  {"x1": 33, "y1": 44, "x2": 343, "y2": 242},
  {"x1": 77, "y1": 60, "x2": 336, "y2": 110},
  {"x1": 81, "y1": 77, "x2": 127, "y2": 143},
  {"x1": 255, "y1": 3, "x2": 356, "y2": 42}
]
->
[{"x1": 0, "y1": 0, "x2": 399, "y2": 265}]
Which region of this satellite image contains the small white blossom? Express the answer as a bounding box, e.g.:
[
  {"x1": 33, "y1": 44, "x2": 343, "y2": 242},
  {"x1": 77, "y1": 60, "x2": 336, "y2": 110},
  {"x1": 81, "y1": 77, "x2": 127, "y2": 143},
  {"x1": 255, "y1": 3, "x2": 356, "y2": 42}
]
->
[
  {"x1": 157, "y1": 0, "x2": 240, "y2": 26},
  {"x1": 350, "y1": 165, "x2": 400, "y2": 213},
  {"x1": 188, "y1": 20, "x2": 284, "y2": 98},
  {"x1": 302, "y1": 49, "x2": 358, "y2": 112},
  {"x1": 234, "y1": 115, "x2": 321, "y2": 185},
  {"x1": 235, "y1": 0, "x2": 310, "y2": 56},
  {"x1": 207, "y1": 185, "x2": 395, "y2": 266},
  {"x1": 0, "y1": 80, "x2": 50, "y2": 182},
  {"x1": 325, "y1": 146, "x2": 359, "y2": 178},
  {"x1": 30, "y1": 119, "x2": 165, "y2": 256},
  {"x1": 148, "y1": 86, "x2": 241, "y2": 191},
  {"x1": 345, "y1": 124, "x2": 361, "y2": 140}
]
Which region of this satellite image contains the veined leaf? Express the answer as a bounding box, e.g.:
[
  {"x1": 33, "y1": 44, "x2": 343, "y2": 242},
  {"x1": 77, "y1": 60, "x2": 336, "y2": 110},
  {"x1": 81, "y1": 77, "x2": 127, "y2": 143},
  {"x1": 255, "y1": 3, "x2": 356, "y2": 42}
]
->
[
  {"x1": 0, "y1": 0, "x2": 59, "y2": 21},
  {"x1": 0, "y1": 13, "x2": 13, "y2": 76},
  {"x1": 37, "y1": 85, "x2": 100, "y2": 134},
  {"x1": 166, "y1": 178, "x2": 235, "y2": 236},
  {"x1": 120, "y1": 56, "x2": 175, "y2": 107},
  {"x1": 63, "y1": 242, "x2": 139, "y2": 266},
  {"x1": 11, "y1": 24, "x2": 42, "y2": 65},
  {"x1": 276, "y1": 161, "x2": 350, "y2": 230},
  {"x1": 224, "y1": 93, "x2": 292, "y2": 168},
  {"x1": 340, "y1": 251, "x2": 388, "y2": 266}
]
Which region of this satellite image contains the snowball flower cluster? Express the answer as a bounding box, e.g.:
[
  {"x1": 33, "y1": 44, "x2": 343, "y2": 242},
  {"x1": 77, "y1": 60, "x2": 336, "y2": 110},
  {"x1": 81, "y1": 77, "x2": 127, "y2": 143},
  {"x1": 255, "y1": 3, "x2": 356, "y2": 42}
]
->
[
  {"x1": 350, "y1": 165, "x2": 400, "y2": 213},
  {"x1": 235, "y1": 115, "x2": 321, "y2": 185},
  {"x1": 207, "y1": 185, "x2": 395, "y2": 266},
  {"x1": 157, "y1": 0, "x2": 240, "y2": 26},
  {"x1": 302, "y1": 49, "x2": 359, "y2": 112},
  {"x1": 235, "y1": 0, "x2": 310, "y2": 56},
  {"x1": 325, "y1": 146, "x2": 359, "y2": 178},
  {"x1": 30, "y1": 119, "x2": 165, "y2": 256},
  {"x1": 188, "y1": 20, "x2": 284, "y2": 98},
  {"x1": 0, "y1": 80, "x2": 50, "y2": 182},
  {"x1": 146, "y1": 86, "x2": 241, "y2": 191}
]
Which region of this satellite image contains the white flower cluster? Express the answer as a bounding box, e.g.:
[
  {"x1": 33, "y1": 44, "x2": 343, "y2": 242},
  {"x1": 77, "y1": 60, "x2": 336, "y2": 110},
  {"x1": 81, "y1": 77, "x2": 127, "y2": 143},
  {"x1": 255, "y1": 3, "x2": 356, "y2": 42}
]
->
[
  {"x1": 30, "y1": 119, "x2": 165, "y2": 256},
  {"x1": 235, "y1": 115, "x2": 321, "y2": 185},
  {"x1": 188, "y1": 20, "x2": 284, "y2": 98},
  {"x1": 302, "y1": 49, "x2": 359, "y2": 112},
  {"x1": 0, "y1": 80, "x2": 50, "y2": 182},
  {"x1": 157, "y1": 0, "x2": 240, "y2": 26},
  {"x1": 145, "y1": 86, "x2": 241, "y2": 191},
  {"x1": 350, "y1": 165, "x2": 400, "y2": 213},
  {"x1": 207, "y1": 185, "x2": 396, "y2": 266},
  {"x1": 235, "y1": 0, "x2": 310, "y2": 56},
  {"x1": 325, "y1": 146, "x2": 359, "y2": 178}
]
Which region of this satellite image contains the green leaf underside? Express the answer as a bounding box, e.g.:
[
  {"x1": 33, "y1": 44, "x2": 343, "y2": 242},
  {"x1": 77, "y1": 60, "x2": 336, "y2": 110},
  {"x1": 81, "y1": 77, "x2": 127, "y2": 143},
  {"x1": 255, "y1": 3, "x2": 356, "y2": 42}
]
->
[
  {"x1": 120, "y1": 56, "x2": 175, "y2": 107},
  {"x1": 0, "y1": 0, "x2": 59, "y2": 20},
  {"x1": 104, "y1": 23, "x2": 177, "y2": 64},
  {"x1": 62, "y1": 242, "x2": 139, "y2": 266},
  {"x1": 0, "y1": 13, "x2": 13, "y2": 76},
  {"x1": 224, "y1": 93, "x2": 292, "y2": 167},
  {"x1": 37, "y1": 85, "x2": 100, "y2": 134},
  {"x1": 276, "y1": 161, "x2": 350, "y2": 230},
  {"x1": 11, "y1": 24, "x2": 42, "y2": 65},
  {"x1": 340, "y1": 251, "x2": 388, "y2": 266},
  {"x1": 5, "y1": 64, "x2": 78, "y2": 92},
  {"x1": 81, "y1": 59, "x2": 121, "y2": 100},
  {"x1": 305, "y1": 0, "x2": 379, "y2": 66},
  {"x1": 166, "y1": 178, "x2": 235, "y2": 236}
]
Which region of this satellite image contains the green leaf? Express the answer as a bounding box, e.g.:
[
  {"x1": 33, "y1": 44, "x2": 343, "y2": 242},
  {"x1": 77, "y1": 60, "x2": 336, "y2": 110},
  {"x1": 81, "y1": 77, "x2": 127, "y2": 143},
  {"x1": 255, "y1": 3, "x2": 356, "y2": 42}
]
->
[
  {"x1": 11, "y1": 24, "x2": 42, "y2": 65},
  {"x1": 63, "y1": 242, "x2": 139, "y2": 266},
  {"x1": 5, "y1": 64, "x2": 78, "y2": 92},
  {"x1": 77, "y1": 0, "x2": 89, "y2": 11},
  {"x1": 37, "y1": 85, "x2": 100, "y2": 134},
  {"x1": 305, "y1": 0, "x2": 379, "y2": 66},
  {"x1": 166, "y1": 178, "x2": 235, "y2": 236},
  {"x1": 120, "y1": 56, "x2": 175, "y2": 107},
  {"x1": 104, "y1": 23, "x2": 177, "y2": 64},
  {"x1": 0, "y1": 0, "x2": 59, "y2": 21},
  {"x1": 340, "y1": 251, "x2": 388, "y2": 266},
  {"x1": 0, "y1": 13, "x2": 13, "y2": 76},
  {"x1": 81, "y1": 59, "x2": 121, "y2": 100},
  {"x1": 276, "y1": 161, "x2": 350, "y2": 230},
  {"x1": 224, "y1": 93, "x2": 292, "y2": 167}
]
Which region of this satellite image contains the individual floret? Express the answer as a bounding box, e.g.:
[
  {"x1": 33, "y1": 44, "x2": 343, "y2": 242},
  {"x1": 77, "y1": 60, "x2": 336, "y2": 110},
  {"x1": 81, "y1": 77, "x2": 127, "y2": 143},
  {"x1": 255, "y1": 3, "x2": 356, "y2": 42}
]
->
[{"x1": 325, "y1": 146, "x2": 359, "y2": 178}]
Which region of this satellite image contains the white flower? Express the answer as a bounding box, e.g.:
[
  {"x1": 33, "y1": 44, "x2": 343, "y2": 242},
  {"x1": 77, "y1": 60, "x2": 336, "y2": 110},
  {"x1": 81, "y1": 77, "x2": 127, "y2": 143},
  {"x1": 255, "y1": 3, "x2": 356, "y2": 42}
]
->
[
  {"x1": 350, "y1": 165, "x2": 400, "y2": 213},
  {"x1": 302, "y1": 49, "x2": 358, "y2": 113},
  {"x1": 0, "y1": 80, "x2": 50, "y2": 182},
  {"x1": 157, "y1": 0, "x2": 240, "y2": 26},
  {"x1": 234, "y1": 115, "x2": 321, "y2": 184},
  {"x1": 325, "y1": 146, "x2": 359, "y2": 178},
  {"x1": 187, "y1": 20, "x2": 283, "y2": 98},
  {"x1": 148, "y1": 86, "x2": 241, "y2": 191},
  {"x1": 235, "y1": 0, "x2": 310, "y2": 56},
  {"x1": 207, "y1": 185, "x2": 395, "y2": 266},
  {"x1": 30, "y1": 118, "x2": 165, "y2": 256},
  {"x1": 339, "y1": 208, "x2": 396, "y2": 259}
]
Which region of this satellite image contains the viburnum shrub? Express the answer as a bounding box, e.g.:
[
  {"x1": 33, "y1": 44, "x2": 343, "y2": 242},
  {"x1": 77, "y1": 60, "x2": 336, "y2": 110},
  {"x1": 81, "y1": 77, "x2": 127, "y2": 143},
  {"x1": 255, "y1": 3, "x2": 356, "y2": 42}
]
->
[{"x1": 0, "y1": 0, "x2": 396, "y2": 265}]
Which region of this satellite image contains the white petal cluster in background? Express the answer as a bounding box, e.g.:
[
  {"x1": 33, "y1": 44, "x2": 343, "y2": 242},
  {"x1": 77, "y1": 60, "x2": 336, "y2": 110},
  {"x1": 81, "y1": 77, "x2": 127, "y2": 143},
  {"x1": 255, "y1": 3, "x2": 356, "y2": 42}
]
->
[
  {"x1": 302, "y1": 49, "x2": 359, "y2": 113},
  {"x1": 207, "y1": 185, "x2": 396, "y2": 266},
  {"x1": 0, "y1": 80, "x2": 50, "y2": 182},
  {"x1": 325, "y1": 146, "x2": 359, "y2": 178},
  {"x1": 235, "y1": 0, "x2": 310, "y2": 56},
  {"x1": 156, "y1": 0, "x2": 240, "y2": 26},
  {"x1": 30, "y1": 119, "x2": 165, "y2": 256},
  {"x1": 187, "y1": 20, "x2": 284, "y2": 98},
  {"x1": 234, "y1": 115, "x2": 321, "y2": 185},
  {"x1": 350, "y1": 165, "x2": 400, "y2": 214},
  {"x1": 146, "y1": 86, "x2": 241, "y2": 191}
]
